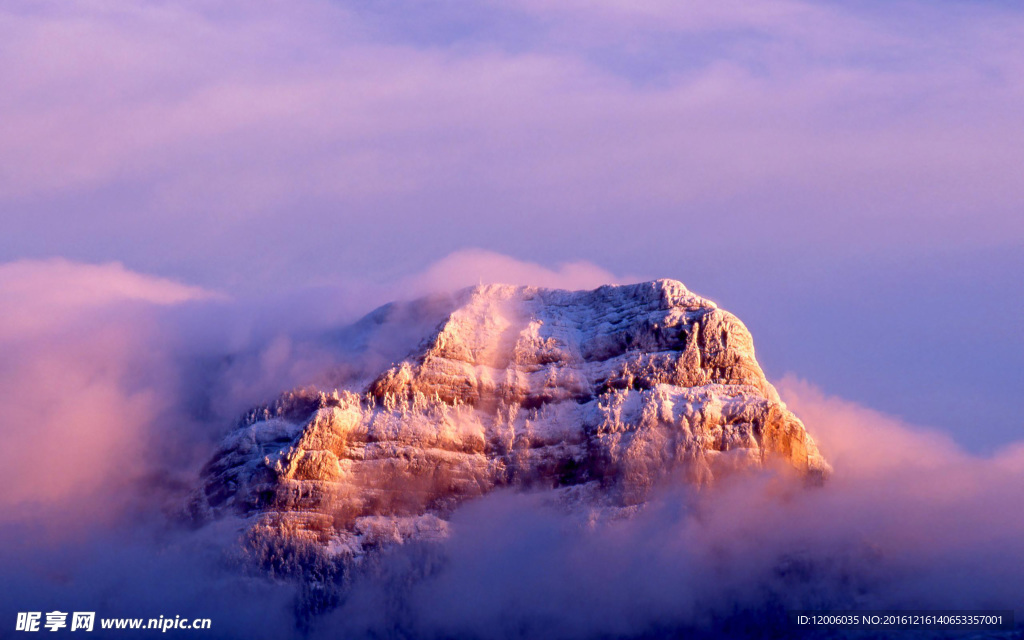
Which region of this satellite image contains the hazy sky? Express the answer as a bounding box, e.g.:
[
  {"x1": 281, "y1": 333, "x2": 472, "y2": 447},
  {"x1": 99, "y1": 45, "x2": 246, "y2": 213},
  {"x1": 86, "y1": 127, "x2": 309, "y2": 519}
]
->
[{"x1": 2, "y1": 0, "x2": 1022, "y2": 450}]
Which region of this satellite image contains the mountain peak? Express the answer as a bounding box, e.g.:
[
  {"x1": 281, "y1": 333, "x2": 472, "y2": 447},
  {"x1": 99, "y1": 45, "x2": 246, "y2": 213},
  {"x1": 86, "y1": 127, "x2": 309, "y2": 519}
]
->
[
  {"x1": 460, "y1": 278, "x2": 712, "y2": 306},
  {"x1": 195, "y1": 280, "x2": 829, "y2": 562}
]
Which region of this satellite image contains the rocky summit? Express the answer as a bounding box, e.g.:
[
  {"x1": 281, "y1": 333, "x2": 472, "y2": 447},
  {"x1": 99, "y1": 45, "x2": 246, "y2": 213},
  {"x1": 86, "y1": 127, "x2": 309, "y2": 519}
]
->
[{"x1": 195, "y1": 280, "x2": 830, "y2": 560}]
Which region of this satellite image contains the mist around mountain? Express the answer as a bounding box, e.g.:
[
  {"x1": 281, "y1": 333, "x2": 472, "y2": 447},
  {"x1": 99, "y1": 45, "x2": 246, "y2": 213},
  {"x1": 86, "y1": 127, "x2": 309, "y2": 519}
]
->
[{"x1": 0, "y1": 259, "x2": 1021, "y2": 639}]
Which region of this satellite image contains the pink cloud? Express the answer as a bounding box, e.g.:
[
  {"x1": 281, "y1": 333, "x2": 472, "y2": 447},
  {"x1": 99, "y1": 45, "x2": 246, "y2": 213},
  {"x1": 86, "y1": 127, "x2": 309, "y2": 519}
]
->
[
  {"x1": 776, "y1": 376, "x2": 1024, "y2": 570},
  {"x1": 0, "y1": 258, "x2": 217, "y2": 339},
  {"x1": 398, "y1": 248, "x2": 635, "y2": 294},
  {"x1": 0, "y1": 260, "x2": 215, "y2": 519},
  {"x1": 1, "y1": 0, "x2": 1023, "y2": 256},
  {"x1": 776, "y1": 375, "x2": 969, "y2": 479}
]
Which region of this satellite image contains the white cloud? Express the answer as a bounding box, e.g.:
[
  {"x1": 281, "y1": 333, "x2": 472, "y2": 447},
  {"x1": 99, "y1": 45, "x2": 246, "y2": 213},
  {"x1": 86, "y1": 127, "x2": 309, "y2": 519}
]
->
[{"x1": 399, "y1": 248, "x2": 632, "y2": 294}]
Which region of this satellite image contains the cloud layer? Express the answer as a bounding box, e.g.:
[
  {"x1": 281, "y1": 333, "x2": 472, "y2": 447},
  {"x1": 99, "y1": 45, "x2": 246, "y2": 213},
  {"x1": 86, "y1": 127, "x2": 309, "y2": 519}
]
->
[
  {"x1": 0, "y1": 258, "x2": 1020, "y2": 638},
  {"x1": 3, "y1": 0, "x2": 1024, "y2": 284}
]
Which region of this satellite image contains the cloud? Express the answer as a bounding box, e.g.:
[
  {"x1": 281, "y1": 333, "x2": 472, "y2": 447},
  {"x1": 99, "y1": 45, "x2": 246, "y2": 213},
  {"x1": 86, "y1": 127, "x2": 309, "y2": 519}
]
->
[
  {"x1": 3, "y1": 0, "x2": 1024, "y2": 295},
  {"x1": 776, "y1": 375, "x2": 972, "y2": 478},
  {"x1": 398, "y1": 248, "x2": 632, "y2": 294},
  {"x1": 0, "y1": 260, "x2": 220, "y2": 519},
  {"x1": 0, "y1": 258, "x2": 316, "y2": 636},
  {"x1": 0, "y1": 258, "x2": 216, "y2": 339}
]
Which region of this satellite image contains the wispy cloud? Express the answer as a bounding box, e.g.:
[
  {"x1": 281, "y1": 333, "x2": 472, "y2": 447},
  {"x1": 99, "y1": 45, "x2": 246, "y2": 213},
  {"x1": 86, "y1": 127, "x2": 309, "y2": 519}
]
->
[
  {"x1": 397, "y1": 248, "x2": 633, "y2": 294},
  {"x1": 2, "y1": 0, "x2": 1023, "y2": 290}
]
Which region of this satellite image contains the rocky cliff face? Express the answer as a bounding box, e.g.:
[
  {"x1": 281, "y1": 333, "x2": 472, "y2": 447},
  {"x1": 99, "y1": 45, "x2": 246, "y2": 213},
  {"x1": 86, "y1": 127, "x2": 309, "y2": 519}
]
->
[{"x1": 195, "y1": 280, "x2": 829, "y2": 560}]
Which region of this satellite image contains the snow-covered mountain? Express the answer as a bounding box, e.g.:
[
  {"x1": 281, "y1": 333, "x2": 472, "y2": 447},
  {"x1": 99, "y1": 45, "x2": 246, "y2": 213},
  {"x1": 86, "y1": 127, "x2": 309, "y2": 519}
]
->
[{"x1": 194, "y1": 280, "x2": 829, "y2": 560}]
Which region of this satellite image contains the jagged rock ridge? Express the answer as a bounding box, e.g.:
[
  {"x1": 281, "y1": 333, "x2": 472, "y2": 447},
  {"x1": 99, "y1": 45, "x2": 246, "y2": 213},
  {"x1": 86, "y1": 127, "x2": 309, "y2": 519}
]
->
[{"x1": 196, "y1": 280, "x2": 829, "y2": 557}]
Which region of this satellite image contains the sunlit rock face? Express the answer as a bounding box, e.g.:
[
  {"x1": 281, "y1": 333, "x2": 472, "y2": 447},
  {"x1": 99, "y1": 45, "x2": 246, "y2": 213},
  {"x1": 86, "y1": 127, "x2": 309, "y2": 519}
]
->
[{"x1": 196, "y1": 280, "x2": 829, "y2": 558}]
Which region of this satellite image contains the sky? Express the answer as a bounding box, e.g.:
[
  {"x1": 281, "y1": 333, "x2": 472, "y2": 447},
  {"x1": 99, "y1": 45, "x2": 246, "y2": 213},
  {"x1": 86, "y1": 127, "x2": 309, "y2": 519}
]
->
[
  {"x1": 2, "y1": 0, "x2": 1022, "y2": 453},
  {"x1": 2, "y1": 2, "x2": 1024, "y2": 635}
]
